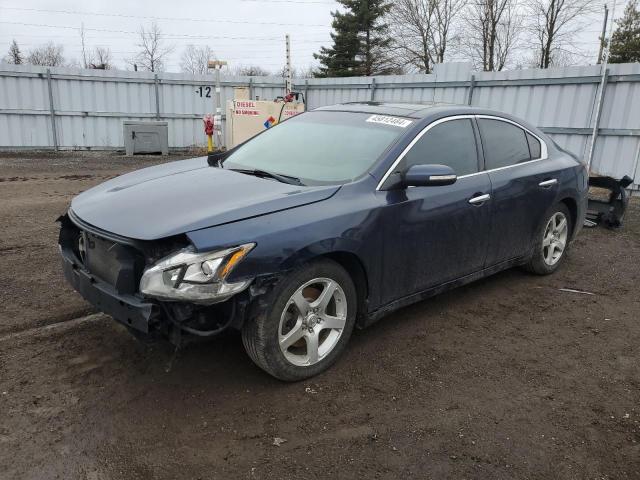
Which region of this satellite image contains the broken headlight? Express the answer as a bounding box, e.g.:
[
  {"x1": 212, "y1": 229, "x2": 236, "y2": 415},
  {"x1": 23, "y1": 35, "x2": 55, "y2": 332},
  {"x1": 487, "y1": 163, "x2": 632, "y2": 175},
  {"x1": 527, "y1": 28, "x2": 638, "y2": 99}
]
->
[{"x1": 139, "y1": 243, "x2": 255, "y2": 304}]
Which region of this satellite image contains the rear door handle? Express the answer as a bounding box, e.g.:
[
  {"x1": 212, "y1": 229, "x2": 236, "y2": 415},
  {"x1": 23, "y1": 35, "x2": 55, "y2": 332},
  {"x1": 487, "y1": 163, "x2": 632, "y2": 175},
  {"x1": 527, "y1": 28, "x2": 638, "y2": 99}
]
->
[
  {"x1": 539, "y1": 178, "x2": 558, "y2": 187},
  {"x1": 468, "y1": 193, "x2": 490, "y2": 205}
]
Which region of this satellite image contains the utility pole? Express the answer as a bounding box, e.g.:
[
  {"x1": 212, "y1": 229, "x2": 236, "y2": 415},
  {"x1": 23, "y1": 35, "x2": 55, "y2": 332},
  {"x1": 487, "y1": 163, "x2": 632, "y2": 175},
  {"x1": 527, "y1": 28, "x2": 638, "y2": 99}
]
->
[
  {"x1": 588, "y1": 0, "x2": 617, "y2": 170},
  {"x1": 597, "y1": 4, "x2": 609, "y2": 64},
  {"x1": 207, "y1": 60, "x2": 228, "y2": 149},
  {"x1": 80, "y1": 22, "x2": 88, "y2": 69},
  {"x1": 285, "y1": 34, "x2": 292, "y2": 95}
]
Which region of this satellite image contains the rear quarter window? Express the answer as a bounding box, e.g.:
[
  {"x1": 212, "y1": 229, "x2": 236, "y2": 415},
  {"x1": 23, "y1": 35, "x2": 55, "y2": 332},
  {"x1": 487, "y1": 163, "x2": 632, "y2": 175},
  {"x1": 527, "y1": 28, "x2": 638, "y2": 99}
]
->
[
  {"x1": 526, "y1": 132, "x2": 542, "y2": 159},
  {"x1": 478, "y1": 119, "x2": 531, "y2": 170}
]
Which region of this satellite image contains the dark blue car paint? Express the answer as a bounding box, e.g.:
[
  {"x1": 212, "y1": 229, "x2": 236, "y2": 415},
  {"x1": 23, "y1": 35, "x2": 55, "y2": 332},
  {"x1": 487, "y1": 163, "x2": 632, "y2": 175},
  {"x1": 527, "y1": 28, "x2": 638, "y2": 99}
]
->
[
  {"x1": 484, "y1": 155, "x2": 576, "y2": 265},
  {"x1": 376, "y1": 174, "x2": 494, "y2": 305},
  {"x1": 70, "y1": 157, "x2": 340, "y2": 240},
  {"x1": 66, "y1": 103, "x2": 588, "y2": 329}
]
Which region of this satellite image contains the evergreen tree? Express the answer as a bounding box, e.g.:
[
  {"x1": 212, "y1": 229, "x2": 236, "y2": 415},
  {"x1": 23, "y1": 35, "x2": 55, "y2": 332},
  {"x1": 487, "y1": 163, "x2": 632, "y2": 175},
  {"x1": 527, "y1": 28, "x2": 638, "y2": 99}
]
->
[
  {"x1": 314, "y1": 0, "x2": 394, "y2": 77},
  {"x1": 7, "y1": 40, "x2": 23, "y2": 65},
  {"x1": 609, "y1": 0, "x2": 640, "y2": 63}
]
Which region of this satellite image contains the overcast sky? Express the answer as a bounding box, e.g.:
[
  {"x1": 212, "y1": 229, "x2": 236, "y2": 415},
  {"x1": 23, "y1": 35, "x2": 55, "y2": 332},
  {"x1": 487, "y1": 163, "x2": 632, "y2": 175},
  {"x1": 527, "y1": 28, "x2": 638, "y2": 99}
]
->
[
  {"x1": 0, "y1": 0, "x2": 629, "y2": 74},
  {"x1": 0, "y1": 0, "x2": 337, "y2": 72}
]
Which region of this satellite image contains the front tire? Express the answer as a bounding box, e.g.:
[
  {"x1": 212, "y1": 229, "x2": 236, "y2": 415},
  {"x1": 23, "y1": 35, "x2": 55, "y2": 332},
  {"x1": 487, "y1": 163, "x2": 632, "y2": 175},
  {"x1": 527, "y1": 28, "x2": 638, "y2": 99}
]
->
[
  {"x1": 242, "y1": 259, "x2": 357, "y2": 381},
  {"x1": 524, "y1": 203, "x2": 572, "y2": 275}
]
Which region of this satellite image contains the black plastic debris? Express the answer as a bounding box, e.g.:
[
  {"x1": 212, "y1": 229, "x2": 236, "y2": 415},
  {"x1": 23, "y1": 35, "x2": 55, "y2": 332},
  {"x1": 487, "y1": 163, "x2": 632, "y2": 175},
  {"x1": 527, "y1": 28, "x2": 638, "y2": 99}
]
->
[{"x1": 586, "y1": 175, "x2": 634, "y2": 229}]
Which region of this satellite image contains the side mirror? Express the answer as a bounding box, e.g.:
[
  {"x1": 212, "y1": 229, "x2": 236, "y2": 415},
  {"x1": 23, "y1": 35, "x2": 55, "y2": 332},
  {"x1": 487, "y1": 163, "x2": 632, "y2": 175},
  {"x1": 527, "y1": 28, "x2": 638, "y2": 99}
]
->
[{"x1": 403, "y1": 164, "x2": 457, "y2": 187}]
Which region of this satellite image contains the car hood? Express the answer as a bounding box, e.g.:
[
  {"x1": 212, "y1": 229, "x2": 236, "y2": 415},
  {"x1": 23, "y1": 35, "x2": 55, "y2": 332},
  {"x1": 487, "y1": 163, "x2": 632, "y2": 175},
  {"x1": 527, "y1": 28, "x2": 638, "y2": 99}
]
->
[{"x1": 70, "y1": 157, "x2": 340, "y2": 241}]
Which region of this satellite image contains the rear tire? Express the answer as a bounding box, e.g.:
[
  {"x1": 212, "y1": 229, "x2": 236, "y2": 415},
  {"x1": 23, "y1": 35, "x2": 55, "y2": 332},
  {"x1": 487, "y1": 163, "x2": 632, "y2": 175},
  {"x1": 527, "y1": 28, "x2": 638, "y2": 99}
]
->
[
  {"x1": 524, "y1": 203, "x2": 572, "y2": 275},
  {"x1": 242, "y1": 259, "x2": 357, "y2": 381}
]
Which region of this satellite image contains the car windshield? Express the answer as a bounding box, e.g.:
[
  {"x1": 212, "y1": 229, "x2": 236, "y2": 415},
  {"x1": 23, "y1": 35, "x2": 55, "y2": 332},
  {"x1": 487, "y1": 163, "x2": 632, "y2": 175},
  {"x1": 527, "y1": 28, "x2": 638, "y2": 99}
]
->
[{"x1": 222, "y1": 110, "x2": 409, "y2": 185}]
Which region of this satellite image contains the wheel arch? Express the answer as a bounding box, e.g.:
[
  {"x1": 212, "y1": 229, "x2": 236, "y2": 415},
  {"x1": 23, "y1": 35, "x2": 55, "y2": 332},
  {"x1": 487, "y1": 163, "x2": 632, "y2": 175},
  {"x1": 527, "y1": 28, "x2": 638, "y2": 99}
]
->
[
  {"x1": 321, "y1": 251, "x2": 369, "y2": 325},
  {"x1": 277, "y1": 242, "x2": 371, "y2": 325},
  {"x1": 559, "y1": 196, "x2": 578, "y2": 236}
]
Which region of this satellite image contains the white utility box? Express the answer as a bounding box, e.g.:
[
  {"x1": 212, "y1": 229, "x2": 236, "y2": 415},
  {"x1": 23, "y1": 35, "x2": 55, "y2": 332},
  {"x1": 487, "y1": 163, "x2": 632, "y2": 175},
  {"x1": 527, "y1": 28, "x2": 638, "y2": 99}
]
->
[{"x1": 123, "y1": 121, "x2": 169, "y2": 155}]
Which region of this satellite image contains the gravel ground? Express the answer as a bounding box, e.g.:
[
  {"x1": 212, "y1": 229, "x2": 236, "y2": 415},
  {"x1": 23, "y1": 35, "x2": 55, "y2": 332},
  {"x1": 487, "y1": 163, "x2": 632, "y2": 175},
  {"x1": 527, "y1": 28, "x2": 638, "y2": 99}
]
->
[{"x1": 1, "y1": 153, "x2": 639, "y2": 479}]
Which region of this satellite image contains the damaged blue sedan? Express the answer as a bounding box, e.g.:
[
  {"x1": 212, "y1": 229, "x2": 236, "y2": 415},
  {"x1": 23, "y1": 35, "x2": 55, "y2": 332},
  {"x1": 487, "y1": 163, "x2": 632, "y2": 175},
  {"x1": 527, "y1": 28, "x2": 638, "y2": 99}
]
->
[{"x1": 59, "y1": 102, "x2": 588, "y2": 380}]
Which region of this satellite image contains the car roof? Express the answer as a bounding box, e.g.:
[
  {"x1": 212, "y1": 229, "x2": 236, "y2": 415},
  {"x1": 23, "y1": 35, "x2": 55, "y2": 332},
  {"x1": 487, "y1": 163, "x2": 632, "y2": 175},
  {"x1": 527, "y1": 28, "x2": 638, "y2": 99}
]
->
[
  {"x1": 313, "y1": 102, "x2": 445, "y2": 118},
  {"x1": 313, "y1": 101, "x2": 505, "y2": 120},
  {"x1": 311, "y1": 102, "x2": 548, "y2": 142}
]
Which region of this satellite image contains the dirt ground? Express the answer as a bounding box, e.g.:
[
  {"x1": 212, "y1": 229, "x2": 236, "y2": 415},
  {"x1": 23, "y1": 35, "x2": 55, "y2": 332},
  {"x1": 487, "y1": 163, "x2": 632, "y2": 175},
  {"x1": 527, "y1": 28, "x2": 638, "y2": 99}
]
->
[{"x1": 1, "y1": 152, "x2": 639, "y2": 480}]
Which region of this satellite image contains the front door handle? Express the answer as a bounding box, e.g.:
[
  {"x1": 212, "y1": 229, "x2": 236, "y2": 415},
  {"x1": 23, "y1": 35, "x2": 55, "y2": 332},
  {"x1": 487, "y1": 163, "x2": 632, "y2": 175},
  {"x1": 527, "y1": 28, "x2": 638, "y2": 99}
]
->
[
  {"x1": 539, "y1": 178, "x2": 558, "y2": 188},
  {"x1": 468, "y1": 193, "x2": 490, "y2": 205}
]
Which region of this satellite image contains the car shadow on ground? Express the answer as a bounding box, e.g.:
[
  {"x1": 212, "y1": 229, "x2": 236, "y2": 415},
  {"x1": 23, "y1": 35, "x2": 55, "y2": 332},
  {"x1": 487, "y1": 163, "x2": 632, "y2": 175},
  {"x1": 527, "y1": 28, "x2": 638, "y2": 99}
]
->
[{"x1": 77, "y1": 265, "x2": 529, "y2": 392}]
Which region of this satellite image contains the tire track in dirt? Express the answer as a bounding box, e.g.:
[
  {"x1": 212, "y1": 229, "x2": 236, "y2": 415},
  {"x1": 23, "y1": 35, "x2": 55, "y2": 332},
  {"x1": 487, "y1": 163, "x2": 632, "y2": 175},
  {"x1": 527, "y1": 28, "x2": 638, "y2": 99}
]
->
[
  {"x1": 0, "y1": 313, "x2": 104, "y2": 342},
  {"x1": 0, "y1": 174, "x2": 100, "y2": 182}
]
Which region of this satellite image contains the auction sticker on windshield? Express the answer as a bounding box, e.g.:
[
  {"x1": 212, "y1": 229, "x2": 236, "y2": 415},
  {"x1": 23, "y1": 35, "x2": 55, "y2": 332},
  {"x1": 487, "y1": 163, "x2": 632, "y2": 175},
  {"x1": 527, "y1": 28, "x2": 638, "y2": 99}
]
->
[{"x1": 366, "y1": 115, "x2": 413, "y2": 128}]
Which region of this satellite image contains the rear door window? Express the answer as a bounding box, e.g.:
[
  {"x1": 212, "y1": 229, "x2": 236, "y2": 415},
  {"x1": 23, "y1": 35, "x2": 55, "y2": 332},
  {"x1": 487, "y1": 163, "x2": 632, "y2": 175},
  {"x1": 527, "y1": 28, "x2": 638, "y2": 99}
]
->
[
  {"x1": 402, "y1": 119, "x2": 478, "y2": 176},
  {"x1": 478, "y1": 119, "x2": 531, "y2": 169}
]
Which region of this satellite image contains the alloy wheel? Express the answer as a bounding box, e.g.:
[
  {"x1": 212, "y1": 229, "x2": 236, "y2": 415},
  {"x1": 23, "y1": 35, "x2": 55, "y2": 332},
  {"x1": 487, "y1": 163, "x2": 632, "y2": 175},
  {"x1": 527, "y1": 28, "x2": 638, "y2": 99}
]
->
[
  {"x1": 278, "y1": 277, "x2": 347, "y2": 367},
  {"x1": 542, "y1": 212, "x2": 568, "y2": 266}
]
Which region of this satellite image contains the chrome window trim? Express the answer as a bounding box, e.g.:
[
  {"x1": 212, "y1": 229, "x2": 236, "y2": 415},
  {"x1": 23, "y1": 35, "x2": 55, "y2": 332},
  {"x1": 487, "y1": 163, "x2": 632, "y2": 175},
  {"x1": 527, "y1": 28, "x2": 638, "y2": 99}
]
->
[{"x1": 376, "y1": 114, "x2": 549, "y2": 190}]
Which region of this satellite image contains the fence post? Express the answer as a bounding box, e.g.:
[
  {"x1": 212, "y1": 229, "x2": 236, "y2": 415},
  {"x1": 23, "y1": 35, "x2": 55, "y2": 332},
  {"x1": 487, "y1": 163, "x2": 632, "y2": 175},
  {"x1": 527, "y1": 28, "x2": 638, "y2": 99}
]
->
[
  {"x1": 304, "y1": 79, "x2": 309, "y2": 111},
  {"x1": 467, "y1": 74, "x2": 476, "y2": 106},
  {"x1": 370, "y1": 77, "x2": 376, "y2": 101},
  {"x1": 154, "y1": 73, "x2": 161, "y2": 120},
  {"x1": 587, "y1": 68, "x2": 609, "y2": 169},
  {"x1": 46, "y1": 69, "x2": 59, "y2": 151}
]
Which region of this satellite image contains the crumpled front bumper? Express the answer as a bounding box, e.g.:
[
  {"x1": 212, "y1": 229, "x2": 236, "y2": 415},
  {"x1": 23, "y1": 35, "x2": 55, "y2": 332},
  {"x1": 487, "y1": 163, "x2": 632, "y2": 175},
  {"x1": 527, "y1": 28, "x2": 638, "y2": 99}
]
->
[
  {"x1": 60, "y1": 245, "x2": 158, "y2": 334},
  {"x1": 58, "y1": 212, "x2": 255, "y2": 343}
]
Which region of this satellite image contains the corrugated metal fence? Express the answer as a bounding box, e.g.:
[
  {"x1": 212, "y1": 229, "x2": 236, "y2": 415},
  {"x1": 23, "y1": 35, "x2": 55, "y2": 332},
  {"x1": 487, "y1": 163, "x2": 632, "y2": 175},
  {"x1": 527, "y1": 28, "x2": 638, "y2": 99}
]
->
[{"x1": 1, "y1": 62, "x2": 639, "y2": 188}]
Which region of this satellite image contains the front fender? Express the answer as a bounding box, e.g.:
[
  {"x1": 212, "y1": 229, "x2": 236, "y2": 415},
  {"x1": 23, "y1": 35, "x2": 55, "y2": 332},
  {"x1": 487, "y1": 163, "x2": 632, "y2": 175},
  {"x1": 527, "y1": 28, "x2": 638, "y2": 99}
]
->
[
  {"x1": 276, "y1": 237, "x2": 365, "y2": 271},
  {"x1": 185, "y1": 189, "x2": 384, "y2": 309}
]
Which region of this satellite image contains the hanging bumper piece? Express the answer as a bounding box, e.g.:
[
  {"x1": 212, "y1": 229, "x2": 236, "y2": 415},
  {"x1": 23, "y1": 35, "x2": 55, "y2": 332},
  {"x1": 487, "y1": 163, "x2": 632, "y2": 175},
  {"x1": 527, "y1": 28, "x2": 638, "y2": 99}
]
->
[{"x1": 585, "y1": 175, "x2": 634, "y2": 229}]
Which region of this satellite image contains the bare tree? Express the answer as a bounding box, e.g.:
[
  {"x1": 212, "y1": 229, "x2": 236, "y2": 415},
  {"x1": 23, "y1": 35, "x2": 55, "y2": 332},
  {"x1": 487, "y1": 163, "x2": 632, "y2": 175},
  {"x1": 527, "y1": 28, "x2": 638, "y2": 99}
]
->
[
  {"x1": 526, "y1": 0, "x2": 597, "y2": 68},
  {"x1": 27, "y1": 42, "x2": 65, "y2": 67},
  {"x1": 180, "y1": 45, "x2": 215, "y2": 75},
  {"x1": 433, "y1": 0, "x2": 467, "y2": 63},
  {"x1": 297, "y1": 65, "x2": 318, "y2": 78},
  {"x1": 389, "y1": 0, "x2": 467, "y2": 73},
  {"x1": 388, "y1": 0, "x2": 438, "y2": 72},
  {"x1": 233, "y1": 65, "x2": 271, "y2": 76},
  {"x1": 78, "y1": 22, "x2": 113, "y2": 70},
  {"x1": 133, "y1": 21, "x2": 173, "y2": 72},
  {"x1": 463, "y1": 0, "x2": 522, "y2": 71},
  {"x1": 494, "y1": 1, "x2": 521, "y2": 70},
  {"x1": 278, "y1": 65, "x2": 308, "y2": 78},
  {"x1": 89, "y1": 47, "x2": 113, "y2": 69},
  {"x1": 7, "y1": 40, "x2": 23, "y2": 64}
]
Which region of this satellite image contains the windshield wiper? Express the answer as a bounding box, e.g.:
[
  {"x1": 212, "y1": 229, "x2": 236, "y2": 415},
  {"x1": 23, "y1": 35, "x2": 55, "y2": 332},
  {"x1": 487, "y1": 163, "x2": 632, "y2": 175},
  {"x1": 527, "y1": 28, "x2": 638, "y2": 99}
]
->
[{"x1": 228, "y1": 168, "x2": 305, "y2": 186}]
